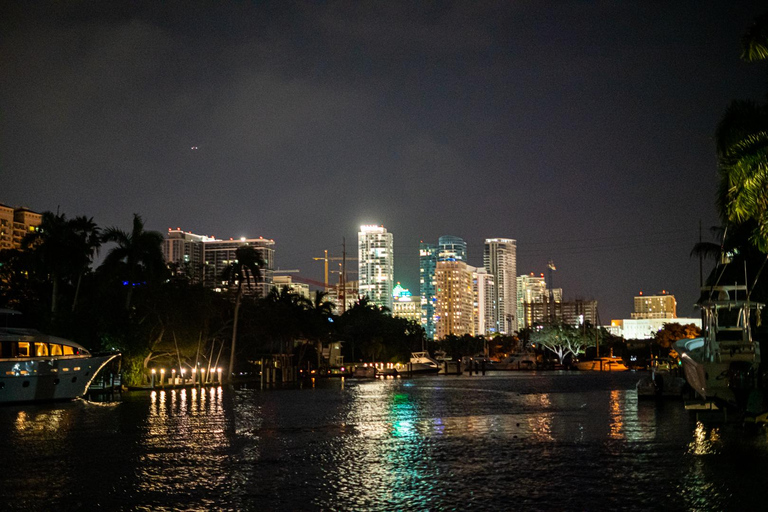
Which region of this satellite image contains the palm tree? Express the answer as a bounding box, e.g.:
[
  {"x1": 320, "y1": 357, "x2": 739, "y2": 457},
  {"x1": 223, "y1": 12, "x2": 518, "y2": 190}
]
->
[
  {"x1": 22, "y1": 211, "x2": 96, "y2": 316},
  {"x1": 220, "y1": 245, "x2": 265, "y2": 381},
  {"x1": 715, "y1": 13, "x2": 768, "y2": 251},
  {"x1": 100, "y1": 214, "x2": 166, "y2": 310},
  {"x1": 69, "y1": 216, "x2": 101, "y2": 312}
]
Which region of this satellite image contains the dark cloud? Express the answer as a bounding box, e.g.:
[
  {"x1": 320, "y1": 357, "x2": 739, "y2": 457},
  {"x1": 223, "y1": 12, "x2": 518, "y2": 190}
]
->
[{"x1": 1, "y1": 1, "x2": 766, "y2": 320}]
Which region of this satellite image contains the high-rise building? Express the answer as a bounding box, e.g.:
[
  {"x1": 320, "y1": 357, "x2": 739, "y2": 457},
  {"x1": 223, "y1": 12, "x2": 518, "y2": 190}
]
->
[
  {"x1": 419, "y1": 242, "x2": 438, "y2": 340},
  {"x1": 632, "y1": 292, "x2": 677, "y2": 319},
  {"x1": 358, "y1": 225, "x2": 394, "y2": 311},
  {"x1": 435, "y1": 260, "x2": 475, "y2": 339},
  {"x1": 484, "y1": 238, "x2": 517, "y2": 334},
  {"x1": 517, "y1": 273, "x2": 563, "y2": 329},
  {"x1": 0, "y1": 204, "x2": 42, "y2": 251},
  {"x1": 164, "y1": 228, "x2": 214, "y2": 283},
  {"x1": 203, "y1": 237, "x2": 275, "y2": 296},
  {"x1": 473, "y1": 267, "x2": 494, "y2": 336},
  {"x1": 438, "y1": 235, "x2": 467, "y2": 262},
  {"x1": 162, "y1": 229, "x2": 275, "y2": 297}
]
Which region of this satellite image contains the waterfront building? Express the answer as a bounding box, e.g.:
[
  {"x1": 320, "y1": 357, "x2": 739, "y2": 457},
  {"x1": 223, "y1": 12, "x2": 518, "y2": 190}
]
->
[
  {"x1": 392, "y1": 283, "x2": 421, "y2": 323},
  {"x1": 419, "y1": 242, "x2": 438, "y2": 340},
  {"x1": 0, "y1": 204, "x2": 42, "y2": 251},
  {"x1": 435, "y1": 260, "x2": 475, "y2": 339},
  {"x1": 484, "y1": 238, "x2": 517, "y2": 334},
  {"x1": 632, "y1": 291, "x2": 677, "y2": 319},
  {"x1": 358, "y1": 225, "x2": 394, "y2": 311},
  {"x1": 473, "y1": 267, "x2": 494, "y2": 336},
  {"x1": 517, "y1": 273, "x2": 561, "y2": 329},
  {"x1": 613, "y1": 317, "x2": 702, "y2": 340}
]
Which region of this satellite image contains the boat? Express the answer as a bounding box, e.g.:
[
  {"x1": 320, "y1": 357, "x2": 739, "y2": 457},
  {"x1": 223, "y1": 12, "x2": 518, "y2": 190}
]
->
[
  {"x1": 408, "y1": 351, "x2": 441, "y2": 374},
  {"x1": 496, "y1": 353, "x2": 537, "y2": 370},
  {"x1": 675, "y1": 285, "x2": 764, "y2": 409},
  {"x1": 636, "y1": 358, "x2": 687, "y2": 399},
  {"x1": 0, "y1": 327, "x2": 120, "y2": 403},
  {"x1": 575, "y1": 356, "x2": 628, "y2": 372}
]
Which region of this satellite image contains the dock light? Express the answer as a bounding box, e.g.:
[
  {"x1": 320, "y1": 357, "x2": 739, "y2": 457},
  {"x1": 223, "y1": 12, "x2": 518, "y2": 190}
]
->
[
  {"x1": 151, "y1": 368, "x2": 156, "y2": 388},
  {"x1": 217, "y1": 367, "x2": 222, "y2": 383},
  {"x1": 160, "y1": 368, "x2": 166, "y2": 386}
]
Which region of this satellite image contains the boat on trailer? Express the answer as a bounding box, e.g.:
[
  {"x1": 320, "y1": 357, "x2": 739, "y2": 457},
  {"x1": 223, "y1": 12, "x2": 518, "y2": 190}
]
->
[{"x1": 0, "y1": 327, "x2": 119, "y2": 404}]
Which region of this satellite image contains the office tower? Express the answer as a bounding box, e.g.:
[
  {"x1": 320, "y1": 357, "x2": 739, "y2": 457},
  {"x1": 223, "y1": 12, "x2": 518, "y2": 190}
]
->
[
  {"x1": 484, "y1": 238, "x2": 517, "y2": 334},
  {"x1": 438, "y1": 235, "x2": 467, "y2": 262},
  {"x1": 419, "y1": 242, "x2": 438, "y2": 340},
  {"x1": 435, "y1": 260, "x2": 475, "y2": 339},
  {"x1": 358, "y1": 225, "x2": 394, "y2": 311}
]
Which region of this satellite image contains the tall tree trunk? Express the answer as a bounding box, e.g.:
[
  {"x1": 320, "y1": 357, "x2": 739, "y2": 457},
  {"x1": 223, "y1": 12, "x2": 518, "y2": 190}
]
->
[
  {"x1": 228, "y1": 285, "x2": 243, "y2": 382},
  {"x1": 72, "y1": 271, "x2": 83, "y2": 313}
]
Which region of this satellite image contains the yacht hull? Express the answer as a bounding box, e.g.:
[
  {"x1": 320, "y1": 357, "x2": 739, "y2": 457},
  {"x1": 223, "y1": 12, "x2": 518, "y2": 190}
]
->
[{"x1": 0, "y1": 354, "x2": 119, "y2": 404}]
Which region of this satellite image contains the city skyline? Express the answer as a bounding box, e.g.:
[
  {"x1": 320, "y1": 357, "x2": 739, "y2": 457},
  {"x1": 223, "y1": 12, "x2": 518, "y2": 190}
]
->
[{"x1": 3, "y1": 3, "x2": 767, "y2": 322}]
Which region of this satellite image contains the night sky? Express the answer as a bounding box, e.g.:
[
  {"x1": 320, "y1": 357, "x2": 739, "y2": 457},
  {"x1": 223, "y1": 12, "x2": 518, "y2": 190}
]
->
[{"x1": 2, "y1": 1, "x2": 767, "y2": 322}]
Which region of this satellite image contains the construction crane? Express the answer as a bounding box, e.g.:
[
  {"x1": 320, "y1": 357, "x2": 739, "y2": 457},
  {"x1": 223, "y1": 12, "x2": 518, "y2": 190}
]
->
[{"x1": 312, "y1": 249, "x2": 358, "y2": 288}]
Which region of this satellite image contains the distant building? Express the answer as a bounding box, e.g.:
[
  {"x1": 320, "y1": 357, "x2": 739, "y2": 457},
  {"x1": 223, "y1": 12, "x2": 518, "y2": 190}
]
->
[
  {"x1": 484, "y1": 238, "x2": 517, "y2": 334},
  {"x1": 392, "y1": 283, "x2": 421, "y2": 323},
  {"x1": 273, "y1": 275, "x2": 310, "y2": 298},
  {"x1": 358, "y1": 225, "x2": 394, "y2": 311},
  {"x1": 0, "y1": 204, "x2": 42, "y2": 250},
  {"x1": 561, "y1": 299, "x2": 598, "y2": 326},
  {"x1": 632, "y1": 291, "x2": 677, "y2": 319},
  {"x1": 517, "y1": 273, "x2": 562, "y2": 329},
  {"x1": 419, "y1": 242, "x2": 438, "y2": 340},
  {"x1": 162, "y1": 229, "x2": 275, "y2": 297},
  {"x1": 326, "y1": 279, "x2": 359, "y2": 314},
  {"x1": 473, "y1": 267, "x2": 494, "y2": 336},
  {"x1": 613, "y1": 317, "x2": 702, "y2": 340},
  {"x1": 435, "y1": 260, "x2": 475, "y2": 339},
  {"x1": 438, "y1": 235, "x2": 467, "y2": 262},
  {"x1": 164, "y1": 228, "x2": 214, "y2": 283}
]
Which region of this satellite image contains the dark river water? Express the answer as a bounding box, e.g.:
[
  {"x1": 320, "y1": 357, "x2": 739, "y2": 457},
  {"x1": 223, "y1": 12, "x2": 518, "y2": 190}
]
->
[{"x1": 2, "y1": 371, "x2": 768, "y2": 511}]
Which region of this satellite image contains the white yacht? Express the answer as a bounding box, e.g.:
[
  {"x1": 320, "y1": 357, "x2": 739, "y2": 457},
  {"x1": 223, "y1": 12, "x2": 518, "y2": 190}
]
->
[
  {"x1": 408, "y1": 351, "x2": 441, "y2": 374},
  {"x1": 0, "y1": 328, "x2": 119, "y2": 403},
  {"x1": 675, "y1": 285, "x2": 763, "y2": 408}
]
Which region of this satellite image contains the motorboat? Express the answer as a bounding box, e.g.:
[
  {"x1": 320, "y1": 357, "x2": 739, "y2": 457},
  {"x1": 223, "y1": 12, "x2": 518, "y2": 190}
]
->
[
  {"x1": 575, "y1": 356, "x2": 628, "y2": 372},
  {"x1": 675, "y1": 285, "x2": 763, "y2": 408},
  {"x1": 636, "y1": 358, "x2": 687, "y2": 399},
  {"x1": 407, "y1": 351, "x2": 441, "y2": 374},
  {"x1": 496, "y1": 353, "x2": 537, "y2": 370},
  {"x1": 0, "y1": 328, "x2": 119, "y2": 403}
]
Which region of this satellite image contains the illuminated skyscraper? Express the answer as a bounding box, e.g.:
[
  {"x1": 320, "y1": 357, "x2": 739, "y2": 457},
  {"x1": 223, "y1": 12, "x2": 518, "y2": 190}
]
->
[
  {"x1": 438, "y1": 235, "x2": 467, "y2": 261},
  {"x1": 358, "y1": 224, "x2": 394, "y2": 311},
  {"x1": 435, "y1": 260, "x2": 475, "y2": 339},
  {"x1": 419, "y1": 242, "x2": 438, "y2": 340},
  {"x1": 484, "y1": 238, "x2": 517, "y2": 334}
]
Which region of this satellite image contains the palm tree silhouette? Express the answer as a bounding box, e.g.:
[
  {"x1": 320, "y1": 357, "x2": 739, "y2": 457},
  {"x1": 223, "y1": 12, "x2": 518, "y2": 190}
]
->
[
  {"x1": 100, "y1": 214, "x2": 165, "y2": 310},
  {"x1": 220, "y1": 245, "x2": 265, "y2": 381}
]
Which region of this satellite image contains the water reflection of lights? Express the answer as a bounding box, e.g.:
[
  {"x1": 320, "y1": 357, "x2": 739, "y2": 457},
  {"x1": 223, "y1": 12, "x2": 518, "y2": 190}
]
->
[
  {"x1": 609, "y1": 389, "x2": 624, "y2": 440},
  {"x1": 688, "y1": 421, "x2": 721, "y2": 455},
  {"x1": 140, "y1": 385, "x2": 230, "y2": 494},
  {"x1": 524, "y1": 393, "x2": 554, "y2": 442}
]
